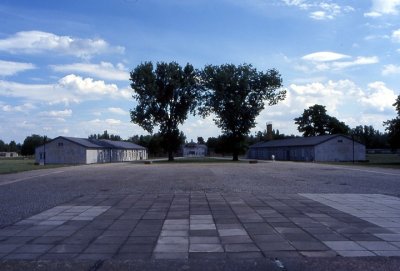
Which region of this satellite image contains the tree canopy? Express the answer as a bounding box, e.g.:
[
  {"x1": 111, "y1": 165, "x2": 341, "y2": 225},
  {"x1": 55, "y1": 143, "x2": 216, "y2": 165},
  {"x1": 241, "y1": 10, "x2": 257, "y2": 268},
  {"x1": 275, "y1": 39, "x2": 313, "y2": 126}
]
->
[
  {"x1": 352, "y1": 125, "x2": 388, "y2": 149},
  {"x1": 200, "y1": 63, "x2": 285, "y2": 160},
  {"x1": 130, "y1": 61, "x2": 199, "y2": 161},
  {"x1": 21, "y1": 134, "x2": 48, "y2": 156},
  {"x1": 294, "y1": 104, "x2": 350, "y2": 137},
  {"x1": 384, "y1": 95, "x2": 400, "y2": 149}
]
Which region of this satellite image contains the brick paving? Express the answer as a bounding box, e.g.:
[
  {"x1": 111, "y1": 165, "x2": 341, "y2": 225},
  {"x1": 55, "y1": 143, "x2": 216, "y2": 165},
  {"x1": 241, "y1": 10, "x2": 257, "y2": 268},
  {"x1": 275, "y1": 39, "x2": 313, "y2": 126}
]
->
[{"x1": 1, "y1": 192, "x2": 400, "y2": 260}]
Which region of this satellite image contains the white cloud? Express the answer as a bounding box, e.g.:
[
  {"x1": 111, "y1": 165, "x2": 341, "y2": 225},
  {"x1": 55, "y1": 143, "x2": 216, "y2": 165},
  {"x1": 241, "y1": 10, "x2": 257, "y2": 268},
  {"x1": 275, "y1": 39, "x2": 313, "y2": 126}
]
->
[
  {"x1": 1, "y1": 103, "x2": 35, "y2": 112},
  {"x1": 108, "y1": 107, "x2": 128, "y2": 115},
  {"x1": 301, "y1": 53, "x2": 379, "y2": 71},
  {"x1": 0, "y1": 31, "x2": 124, "y2": 59},
  {"x1": 361, "y1": 81, "x2": 398, "y2": 111},
  {"x1": 302, "y1": 51, "x2": 350, "y2": 62},
  {"x1": 58, "y1": 74, "x2": 119, "y2": 96},
  {"x1": 309, "y1": 11, "x2": 330, "y2": 20},
  {"x1": 280, "y1": 0, "x2": 310, "y2": 9},
  {"x1": 289, "y1": 80, "x2": 355, "y2": 112},
  {"x1": 58, "y1": 128, "x2": 70, "y2": 135},
  {"x1": 88, "y1": 118, "x2": 121, "y2": 126},
  {"x1": 0, "y1": 74, "x2": 130, "y2": 105},
  {"x1": 364, "y1": 0, "x2": 400, "y2": 17},
  {"x1": 364, "y1": 34, "x2": 390, "y2": 41},
  {"x1": 254, "y1": 79, "x2": 397, "y2": 135},
  {"x1": 331, "y1": 56, "x2": 379, "y2": 69},
  {"x1": 382, "y1": 64, "x2": 400, "y2": 75},
  {"x1": 392, "y1": 29, "x2": 400, "y2": 43},
  {"x1": 51, "y1": 62, "x2": 129, "y2": 81},
  {"x1": 279, "y1": 0, "x2": 353, "y2": 20},
  {"x1": 105, "y1": 119, "x2": 122, "y2": 125},
  {"x1": 364, "y1": 11, "x2": 382, "y2": 17},
  {"x1": 228, "y1": 1, "x2": 352, "y2": 20},
  {"x1": 39, "y1": 109, "x2": 72, "y2": 118},
  {"x1": 0, "y1": 60, "x2": 35, "y2": 76}
]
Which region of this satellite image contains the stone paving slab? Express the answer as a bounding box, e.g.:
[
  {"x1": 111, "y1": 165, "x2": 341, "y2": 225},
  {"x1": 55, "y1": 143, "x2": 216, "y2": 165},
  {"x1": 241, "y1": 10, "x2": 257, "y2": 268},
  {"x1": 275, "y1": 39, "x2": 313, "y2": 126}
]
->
[{"x1": 1, "y1": 192, "x2": 400, "y2": 260}]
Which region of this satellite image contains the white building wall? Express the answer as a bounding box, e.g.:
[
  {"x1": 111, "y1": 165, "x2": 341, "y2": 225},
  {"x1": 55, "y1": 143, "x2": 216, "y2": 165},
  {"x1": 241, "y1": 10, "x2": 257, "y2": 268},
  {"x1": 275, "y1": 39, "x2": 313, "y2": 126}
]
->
[
  {"x1": 315, "y1": 136, "x2": 366, "y2": 161},
  {"x1": 183, "y1": 146, "x2": 207, "y2": 157},
  {"x1": 35, "y1": 138, "x2": 86, "y2": 164},
  {"x1": 35, "y1": 138, "x2": 148, "y2": 164},
  {"x1": 86, "y1": 149, "x2": 100, "y2": 164}
]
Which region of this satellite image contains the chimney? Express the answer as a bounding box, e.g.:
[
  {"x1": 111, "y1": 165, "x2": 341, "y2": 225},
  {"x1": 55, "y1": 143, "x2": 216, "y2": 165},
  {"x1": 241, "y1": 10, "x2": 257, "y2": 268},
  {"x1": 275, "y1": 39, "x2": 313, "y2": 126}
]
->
[{"x1": 266, "y1": 123, "x2": 273, "y2": 141}]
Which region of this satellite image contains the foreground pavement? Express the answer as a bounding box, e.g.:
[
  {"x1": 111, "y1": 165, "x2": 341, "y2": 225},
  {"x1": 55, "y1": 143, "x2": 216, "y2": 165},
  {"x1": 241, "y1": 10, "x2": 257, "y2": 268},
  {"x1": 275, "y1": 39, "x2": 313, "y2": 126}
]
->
[{"x1": 0, "y1": 162, "x2": 400, "y2": 270}]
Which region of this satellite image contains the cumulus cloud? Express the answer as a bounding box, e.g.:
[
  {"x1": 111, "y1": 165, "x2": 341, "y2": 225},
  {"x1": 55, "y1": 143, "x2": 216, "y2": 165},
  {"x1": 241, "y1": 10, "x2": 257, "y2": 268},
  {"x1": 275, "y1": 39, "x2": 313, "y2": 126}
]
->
[
  {"x1": 289, "y1": 80, "x2": 358, "y2": 112},
  {"x1": 0, "y1": 31, "x2": 124, "y2": 59},
  {"x1": 364, "y1": 0, "x2": 400, "y2": 17},
  {"x1": 254, "y1": 79, "x2": 397, "y2": 135},
  {"x1": 58, "y1": 74, "x2": 119, "y2": 96},
  {"x1": 0, "y1": 60, "x2": 35, "y2": 76},
  {"x1": 361, "y1": 81, "x2": 398, "y2": 112},
  {"x1": 51, "y1": 62, "x2": 129, "y2": 81},
  {"x1": 0, "y1": 74, "x2": 130, "y2": 105}
]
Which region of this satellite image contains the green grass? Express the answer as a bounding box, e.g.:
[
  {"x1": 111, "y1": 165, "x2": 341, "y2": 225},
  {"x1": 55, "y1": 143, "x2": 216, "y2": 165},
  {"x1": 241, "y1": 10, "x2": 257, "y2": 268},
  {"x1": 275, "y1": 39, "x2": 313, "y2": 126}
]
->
[
  {"x1": 321, "y1": 153, "x2": 400, "y2": 169},
  {"x1": 0, "y1": 158, "x2": 68, "y2": 174},
  {"x1": 363, "y1": 153, "x2": 400, "y2": 169}
]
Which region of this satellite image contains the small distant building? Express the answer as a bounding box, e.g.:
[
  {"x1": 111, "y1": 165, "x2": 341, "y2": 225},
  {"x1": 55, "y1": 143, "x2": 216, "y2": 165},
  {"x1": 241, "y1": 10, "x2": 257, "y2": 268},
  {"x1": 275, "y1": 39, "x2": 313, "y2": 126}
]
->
[
  {"x1": 182, "y1": 140, "x2": 207, "y2": 157},
  {"x1": 35, "y1": 136, "x2": 147, "y2": 164},
  {"x1": 0, "y1": 152, "x2": 18, "y2": 158},
  {"x1": 247, "y1": 134, "x2": 366, "y2": 162}
]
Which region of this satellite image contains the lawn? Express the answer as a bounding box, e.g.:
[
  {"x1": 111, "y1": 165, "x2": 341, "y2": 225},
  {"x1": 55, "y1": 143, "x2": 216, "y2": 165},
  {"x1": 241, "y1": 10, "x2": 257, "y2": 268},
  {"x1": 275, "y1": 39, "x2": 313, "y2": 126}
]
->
[
  {"x1": 0, "y1": 158, "x2": 67, "y2": 174},
  {"x1": 364, "y1": 153, "x2": 400, "y2": 168},
  {"x1": 322, "y1": 153, "x2": 400, "y2": 169}
]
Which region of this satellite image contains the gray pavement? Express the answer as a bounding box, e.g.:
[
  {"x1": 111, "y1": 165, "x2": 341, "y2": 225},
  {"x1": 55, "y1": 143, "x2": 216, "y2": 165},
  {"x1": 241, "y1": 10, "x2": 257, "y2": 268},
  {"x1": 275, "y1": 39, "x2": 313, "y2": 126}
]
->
[{"x1": 0, "y1": 161, "x2": 400, "y2": 270}]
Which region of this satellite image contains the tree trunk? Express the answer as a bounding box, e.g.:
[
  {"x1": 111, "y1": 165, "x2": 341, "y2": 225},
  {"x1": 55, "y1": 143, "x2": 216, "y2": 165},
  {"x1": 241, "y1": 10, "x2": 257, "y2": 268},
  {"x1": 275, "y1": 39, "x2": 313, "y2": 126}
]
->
[
  {"x1": 168, "y1": 151, "x2": 174, "y2": 161},
  {"x1": 232, "y1": 150, "x2": 239, "y2": 161}
]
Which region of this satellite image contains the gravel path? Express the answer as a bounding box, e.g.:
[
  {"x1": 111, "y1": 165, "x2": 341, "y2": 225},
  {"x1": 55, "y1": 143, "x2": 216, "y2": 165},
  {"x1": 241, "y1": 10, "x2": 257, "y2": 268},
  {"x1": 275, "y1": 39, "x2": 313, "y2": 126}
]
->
[{"x1": 0, "y1": 161, "x2": 399, "y2": 226}]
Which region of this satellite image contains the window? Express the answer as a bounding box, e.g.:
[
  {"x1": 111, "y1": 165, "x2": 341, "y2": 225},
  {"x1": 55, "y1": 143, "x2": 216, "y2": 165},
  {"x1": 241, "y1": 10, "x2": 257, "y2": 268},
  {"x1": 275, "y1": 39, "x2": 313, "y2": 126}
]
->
[
  {"x1": 58, "y1": 142, "x2": 64, "y2": 147},
  {"x1": 337, "y1": 139, "x2": 343, "y2": 143}
]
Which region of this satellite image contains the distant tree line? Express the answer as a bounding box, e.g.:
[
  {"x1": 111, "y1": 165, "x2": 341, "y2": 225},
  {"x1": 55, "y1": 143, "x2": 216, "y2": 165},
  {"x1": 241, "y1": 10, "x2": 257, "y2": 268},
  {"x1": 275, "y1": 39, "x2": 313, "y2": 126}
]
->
[
  {"x1": 0, "y1": 140, "x2": 21, "y2": 153},
  {"x1": 88, "y1": 130, "x2": 122, "y2": 141},
  {"x1": 0, "y1": 134, "x2": 49, "y2": 156}
]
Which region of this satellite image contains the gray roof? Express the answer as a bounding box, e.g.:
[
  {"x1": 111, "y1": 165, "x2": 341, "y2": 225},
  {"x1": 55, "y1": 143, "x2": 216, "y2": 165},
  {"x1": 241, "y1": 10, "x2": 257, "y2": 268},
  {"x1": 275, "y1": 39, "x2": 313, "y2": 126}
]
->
[
  {"x1": 249, "y1": 134, "x2": 349, "y2": 149},
  {"x1": 54, "y1": 136, "x2": 146, "y2": 150},
  {"x1": 62, "y1": 137, "x2": 100, "y2": 148}
]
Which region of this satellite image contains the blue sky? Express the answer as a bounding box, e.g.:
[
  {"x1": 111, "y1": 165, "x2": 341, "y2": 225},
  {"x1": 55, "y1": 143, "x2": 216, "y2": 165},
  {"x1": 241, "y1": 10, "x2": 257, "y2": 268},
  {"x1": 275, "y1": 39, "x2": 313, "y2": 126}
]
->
[{"x1": 0, "y1": 0, "x2": 399, "y2": 143}]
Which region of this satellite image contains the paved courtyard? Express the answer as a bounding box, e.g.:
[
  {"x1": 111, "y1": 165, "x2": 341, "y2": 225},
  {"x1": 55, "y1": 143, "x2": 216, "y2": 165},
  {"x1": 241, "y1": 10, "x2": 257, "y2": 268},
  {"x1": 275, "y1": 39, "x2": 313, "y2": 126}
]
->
[{"x1": 0, "y1": 161, "x2": 400, "y2": 270}]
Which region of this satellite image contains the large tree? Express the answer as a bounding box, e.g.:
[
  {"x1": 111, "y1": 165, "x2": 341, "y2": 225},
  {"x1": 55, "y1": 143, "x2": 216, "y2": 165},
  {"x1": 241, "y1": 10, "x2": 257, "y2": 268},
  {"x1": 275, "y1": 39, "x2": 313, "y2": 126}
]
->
[
  {"x1": 201, "y1": 64, "x2": 285, "y2": 161},
  {"x1": 294, "y1": 104, "x2": 350, "y2": 137},
  {"x1": 384, "y1": 95, "x2": 400, "y2": 149},
  {"x1": 21, "y1": 134, "x2": 48, "y2": 156},
  {"x1": 130, "y1": 61, "x2": 199, "y2": 161}
]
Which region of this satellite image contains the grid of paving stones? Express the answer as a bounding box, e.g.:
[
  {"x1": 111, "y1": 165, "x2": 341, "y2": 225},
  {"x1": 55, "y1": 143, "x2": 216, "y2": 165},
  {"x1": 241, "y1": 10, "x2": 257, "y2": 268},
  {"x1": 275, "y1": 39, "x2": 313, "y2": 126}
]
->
[{"x1": 1, "y1": 192, "x2": 400, "y2": 260}]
